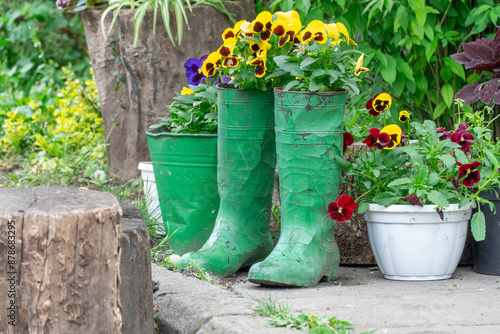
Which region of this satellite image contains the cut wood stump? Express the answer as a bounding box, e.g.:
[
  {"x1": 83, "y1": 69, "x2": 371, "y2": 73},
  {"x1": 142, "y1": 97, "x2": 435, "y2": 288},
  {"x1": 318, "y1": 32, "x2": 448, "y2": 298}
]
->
[{"x1": 0, "y1": 187, "x2": 122, "y2": 334}]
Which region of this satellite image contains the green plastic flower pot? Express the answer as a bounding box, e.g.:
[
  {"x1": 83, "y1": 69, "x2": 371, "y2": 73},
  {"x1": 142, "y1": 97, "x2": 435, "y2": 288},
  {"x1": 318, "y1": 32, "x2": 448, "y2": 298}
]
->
[
  {"x1": 248, "y1": 88, "x2": 347, "y2": 287},
  {"x1": 178, "y1": 84, "x2": 276, "y2": 276},
  {"x1": 146, "y1": 125, "x2": 220, "y2": 255}
]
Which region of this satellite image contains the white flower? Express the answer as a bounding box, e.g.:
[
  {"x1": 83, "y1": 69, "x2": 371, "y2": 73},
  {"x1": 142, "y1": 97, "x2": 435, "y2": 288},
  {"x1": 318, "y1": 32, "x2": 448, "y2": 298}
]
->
[
  {"x1": 94, "y1": 170, "x2": 106, "y2": 182},
  {"x1": 169, "y1": 254, "x2": 181, "y2": 265}
]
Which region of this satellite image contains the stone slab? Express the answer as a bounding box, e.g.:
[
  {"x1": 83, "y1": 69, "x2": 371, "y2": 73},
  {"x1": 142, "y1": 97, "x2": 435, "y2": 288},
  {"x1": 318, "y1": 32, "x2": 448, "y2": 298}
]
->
[{"x1": 152, "y1": 264, "x2": 500, "y2": 334}]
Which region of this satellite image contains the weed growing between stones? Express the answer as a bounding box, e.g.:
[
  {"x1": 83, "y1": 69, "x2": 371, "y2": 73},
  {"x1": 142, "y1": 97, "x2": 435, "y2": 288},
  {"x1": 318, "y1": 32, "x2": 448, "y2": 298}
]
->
[{"x1": 251, "y1": 296, "x2": 375, "y2": 334}]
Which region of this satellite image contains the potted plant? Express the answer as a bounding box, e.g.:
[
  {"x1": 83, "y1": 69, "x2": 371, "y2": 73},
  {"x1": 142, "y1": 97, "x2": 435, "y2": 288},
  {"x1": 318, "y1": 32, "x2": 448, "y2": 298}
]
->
[
  {"x1": 329, "y1": 93, "x2": 500, "y2": 280},
  {"x1": 245, "y1": 16, "x2": 369, "y2": 287},
  {"x1": 450, "y1": 28, "x2": 500, "y2": 275},
  {"x1": 178, "y1": 11, "x2": 290, "y2": 276},
  {"x1": 57, "y1": 0, "x2": 255, "y2": 180},
  {"x1": 146, "y1": 55, "x2": 220, "y2": 255}
]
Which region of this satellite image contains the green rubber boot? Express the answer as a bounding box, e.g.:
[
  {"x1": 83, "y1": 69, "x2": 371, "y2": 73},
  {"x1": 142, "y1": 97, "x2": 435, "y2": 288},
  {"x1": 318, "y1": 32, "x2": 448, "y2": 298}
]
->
[
  {"x1": 178, "y1": 85, "x2": 276, "y2": 276},
  {"x1": 248, "y1": 89, "x2": 346, "y2": 287}
]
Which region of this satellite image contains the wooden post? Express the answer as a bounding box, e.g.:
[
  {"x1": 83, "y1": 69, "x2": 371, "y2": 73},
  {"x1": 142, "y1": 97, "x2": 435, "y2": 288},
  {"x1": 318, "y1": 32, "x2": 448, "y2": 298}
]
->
[{"x1": 0, "y1": 188, "x2": 122, "y2": 334}]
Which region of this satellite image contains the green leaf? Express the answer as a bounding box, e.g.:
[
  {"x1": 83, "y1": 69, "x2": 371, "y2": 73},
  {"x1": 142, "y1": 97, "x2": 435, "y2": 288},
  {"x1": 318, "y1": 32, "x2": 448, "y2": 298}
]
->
[
  {"x1": 471, "y1": 210, "x2": 486, "y2": 242},
  {"x1": 334, "y1": 155, "x2": 351, "y2": 171},
  {"x1": 438, "y1": 154, "x2": 456, "y2": 169},
  {"x1": 300, "y1": 57, "x2": 318, "y2": 69},
  {"x1": 409, "y1": 0, "x2": 427, "y2": 27},
  {"x1": 372, "y1": 169, "x2": 381, "y2": 178},
  {"x1": 309, "y1": 79, "x2": 324, "y2": 92},
  {"x1": 387, "y1": 178, "x2": 411, "y2": 187},
  {"x1": 427, "y1": 190, "x2": 450, "y2": 207},
  {"x1": 443, "y1": 57, "x2": 465, "y2": 80},
  {"x1": 274, "y1": 56, "x2": 304, "y2": 77},
  {"x1": 441, "y1": 84, "x2": 454, "y2": 108},
  {"x1": 311, "y1": 69, "x2": 325, "y2": 79},
  {"x1": 396, "y1": 59, "x2": 414, "y2": 81},
  {"x1": 394, "y1": 6, "x2": 408, "y2": 32},
  {"x1": 427, "y1": 173, "x2": 440, "y2": 186},
  {"x1": 433, "y1": 101, "x2": 448, "y2": 119},
  {"x1": 484, "y1": 149, "x2": 499, "y2": 169},
  {"x1": 283, "y1": 80, "x2": 301, "y2": 91},
  {"x1": 372, "y1": 192, "x2": 401, "y2": 206},
  {"x1": 454, "y1": 149, "x2": 468, "y2": 164},
  {"x1": 358, "y1": 202, "x2": 369, "y2": 214}
]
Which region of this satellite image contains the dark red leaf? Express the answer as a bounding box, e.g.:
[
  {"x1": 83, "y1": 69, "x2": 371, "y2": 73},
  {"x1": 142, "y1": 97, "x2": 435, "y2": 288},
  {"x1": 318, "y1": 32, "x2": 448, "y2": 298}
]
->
[
  {"x1": 479, "y1": 78, "x2": 500, "y2": 104},
  {"x1": 493, "y1": 91, "x2": 500, "y2": 105},
  {"x1": 463, "y1": 40, "x2": 494, "y2": 64},
  {"x1": 402, "y1": 194, "x2": 423, "y2": 207},
  {"x1": 450, "y1": 52, "x2": 470, "y2": 65},
  {"x1": 455, "y1": 82, "x2": 480, "y2": 104}
]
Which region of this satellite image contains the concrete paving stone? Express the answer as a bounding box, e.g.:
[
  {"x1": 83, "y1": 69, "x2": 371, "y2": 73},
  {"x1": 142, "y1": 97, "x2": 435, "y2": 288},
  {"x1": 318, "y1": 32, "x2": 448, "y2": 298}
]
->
[{"x1": 152, "y1": 264, "x2": 500, "y2": 334}]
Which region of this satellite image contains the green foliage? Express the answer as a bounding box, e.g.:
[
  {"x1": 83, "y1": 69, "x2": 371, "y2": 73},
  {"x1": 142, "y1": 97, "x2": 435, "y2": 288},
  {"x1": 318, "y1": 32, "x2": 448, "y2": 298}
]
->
[
  {"x1": 0, "y1": 67, "x2": 106, "y2": 187},
  {"x1": 275, "y1": 43, "x2": 363, "y2": 93},
  {"x1": 0, "y1": 0, "x2": 89, "y2": 109},
  {"x1": 158, "y1": 84, "x2": 218, "y2": 134},
  {"x1": 252, "y1": 296, "x2": 363, "y2": 334},
  {"x1": 101, "y1": 0, "x2": 235, "y2": 47},
  {"x1": 267, "y1": 0, "x2": 500, "y2": 126}
]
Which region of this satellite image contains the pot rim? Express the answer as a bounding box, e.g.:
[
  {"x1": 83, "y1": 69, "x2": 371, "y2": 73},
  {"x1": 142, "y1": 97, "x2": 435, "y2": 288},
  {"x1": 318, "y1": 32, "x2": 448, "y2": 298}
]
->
[
  {"x1": 146, "y1": 124, "x2": 217, "y2": 138},
  {"x1": 367, "y1": 202, "x2": 473, "y2": 213},
  {"x1": 273, "y1": 87, "x2": 348, "y2": 95}
]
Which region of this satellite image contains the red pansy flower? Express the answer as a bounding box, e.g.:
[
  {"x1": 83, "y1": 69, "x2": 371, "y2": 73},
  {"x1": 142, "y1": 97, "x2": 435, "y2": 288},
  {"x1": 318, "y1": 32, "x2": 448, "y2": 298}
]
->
[
  {"x1": 451, "y1": 130, "x2": 474, "y2": 152},
  {"x1": 437, "y1": 127, "x2": 452, "y2": 141},
  {"x1": 366, "y1": 94, "x2": 380, "y2": 117},
  {"x1": 328, "y1": 194, "x2": 358, "y2": 223},
  {"x1": 343, "y1": 132, "x2": 354, "y2": 153},
  {"x1": 362, "y1": 128, "x2": 390, "y2": 150},
  {"x1": 456, "y1": 161, "x2": 481, "y2": 187}
]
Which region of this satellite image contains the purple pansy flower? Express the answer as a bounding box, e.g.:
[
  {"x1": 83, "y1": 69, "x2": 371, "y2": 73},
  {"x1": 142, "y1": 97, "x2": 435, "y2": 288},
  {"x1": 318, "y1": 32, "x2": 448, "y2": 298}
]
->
[{"x1": 184, "y1": 55, "x2": 208, "y2": 86}]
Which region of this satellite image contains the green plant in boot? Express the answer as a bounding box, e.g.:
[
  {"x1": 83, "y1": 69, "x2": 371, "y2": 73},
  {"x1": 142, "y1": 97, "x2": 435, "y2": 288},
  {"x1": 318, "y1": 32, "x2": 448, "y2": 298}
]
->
[
  {"x1": 248, "y1": 90, "x2": 347, "y2": 287},
  {"x1": 177, "y1": 86, "x2": 276, "y2": 276}
]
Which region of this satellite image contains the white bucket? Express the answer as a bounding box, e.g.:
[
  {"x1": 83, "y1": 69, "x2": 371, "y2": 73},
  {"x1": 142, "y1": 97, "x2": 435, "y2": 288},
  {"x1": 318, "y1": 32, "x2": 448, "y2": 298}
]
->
[{"x1": 138, "y1": 162, "x2": 165, "y2": 235}]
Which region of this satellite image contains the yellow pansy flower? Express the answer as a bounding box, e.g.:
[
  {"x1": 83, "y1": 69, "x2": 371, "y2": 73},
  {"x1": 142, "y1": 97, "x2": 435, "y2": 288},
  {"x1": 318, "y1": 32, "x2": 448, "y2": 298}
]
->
[{"x1": 380, "y1": 124, "x2": 402, "y2": 150}]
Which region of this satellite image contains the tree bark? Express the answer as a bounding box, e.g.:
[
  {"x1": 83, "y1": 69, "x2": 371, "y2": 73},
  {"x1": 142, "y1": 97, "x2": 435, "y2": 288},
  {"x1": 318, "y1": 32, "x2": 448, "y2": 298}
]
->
[
  {"x1": 0, "y1": 187, "x2": 122, "y2": 334},
  {"x1": 80, "y1": 1, "x2": 256, "y2": 181}
]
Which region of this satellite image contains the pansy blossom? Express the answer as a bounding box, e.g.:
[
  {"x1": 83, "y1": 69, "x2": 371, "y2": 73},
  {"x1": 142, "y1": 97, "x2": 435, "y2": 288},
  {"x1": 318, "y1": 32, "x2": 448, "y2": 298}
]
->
[
  {"x1": 184, "y1": 55, "x2": 207, "y2": 85},
  {"x1": 326, "y1": 22, "x2": 356, "y2": 45},
  {"x1": 354, "y1": 54, "x2": 369, "y2": 77},
  {"x1": 363, "y1": 128, "x2": 390, "y2": 150},
  {"x1": 437, "y1": 127, "x2": 452, "y2": 141},
  {"x1": 380, "y1": 124, "x2": 402, "y2": 150},
  {"x1": 457, "y1": 161, "x2": 481, "y2": 187},
  {"x1": 366, "y1": 94, "x2": 380, "y2": 117},
  {"x1": 343, "y1": 132, "x2": 354, "y2": 153},
  {"x1": 180, "y1": 87, "x2": 193, "y2": 95},
  {"x1": 399, "y1": 110, "x2": 410, "y2": 123},
  {"x1": 202, "y1": 52, "x2": 223, "y2": 77},
  {"x1": 222, "y1": 20, "x2": 246, "y2": 40},
  {"x1": 328, "y1": 194, "x2": 358, "y2": 223},
  {"x1": 250, "y1": 11, "x2": 273, "y2": 41},
  {"x1": 451, "y1": 129, "x2": 474, "y2": 152},
  {"x1": 372, "y1": 93, "x2": 392, "y2": 113},
  {"x1": 246, "y1": 49, "x2": 267, "y2": 78},
  {"x1": 272, "y1": 11, "x2": 302, "y2": 47},
  {"x1": 300, "y1": 20, "x2": 328, "y2": 45}
]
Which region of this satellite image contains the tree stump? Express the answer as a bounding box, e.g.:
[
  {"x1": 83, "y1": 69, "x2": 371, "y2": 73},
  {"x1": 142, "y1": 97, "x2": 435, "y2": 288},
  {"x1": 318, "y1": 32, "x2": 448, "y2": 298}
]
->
[
  {"x1": 80, "y1": 1, "x2": 256, "y2": 181},
  {"x1": 0, "y1": 187, "x2": 122, "y2": 334}
]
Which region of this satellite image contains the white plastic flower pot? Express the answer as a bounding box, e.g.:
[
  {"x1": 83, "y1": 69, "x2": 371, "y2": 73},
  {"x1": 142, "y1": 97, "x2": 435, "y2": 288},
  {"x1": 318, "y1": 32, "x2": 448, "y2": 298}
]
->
[
  {"x1": 138, "y1": 162, "x2": 165, "y2": 235},
  {"x1": 364, "y1": 203, "x2": 472, "y2": 281}
]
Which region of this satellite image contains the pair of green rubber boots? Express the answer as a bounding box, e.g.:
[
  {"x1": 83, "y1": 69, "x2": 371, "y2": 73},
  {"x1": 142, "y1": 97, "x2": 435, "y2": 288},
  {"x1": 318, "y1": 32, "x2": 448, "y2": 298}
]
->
[{"x1": 178, "y1": 87, "x2": 345, "y2": 287}]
